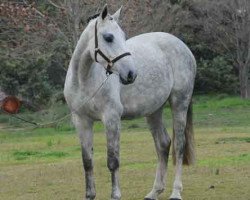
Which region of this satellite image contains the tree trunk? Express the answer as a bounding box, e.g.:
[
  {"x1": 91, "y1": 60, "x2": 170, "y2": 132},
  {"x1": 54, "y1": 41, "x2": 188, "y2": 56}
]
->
[
  {"x1": 248, "y1": 67, "x2": 250, "y2": 98},
  {"x1": 239, "y1": 64, "x2": 250, "y2": 99},
  {"x1": 248, "y1": 81, "x2": 250, "y2": 98}
]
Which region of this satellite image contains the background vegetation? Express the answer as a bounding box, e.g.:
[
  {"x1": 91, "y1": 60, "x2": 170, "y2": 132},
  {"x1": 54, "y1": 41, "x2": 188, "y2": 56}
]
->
[{"x1": 0, "y1": 0, "x2": 250, "y2": 107}]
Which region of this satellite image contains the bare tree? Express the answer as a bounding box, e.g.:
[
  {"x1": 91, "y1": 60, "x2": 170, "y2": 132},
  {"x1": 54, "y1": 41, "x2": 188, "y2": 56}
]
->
[
  {"x1": 46, "y1": 0, "x2": 175, "y2": 52},
  {"x1": 46, "y1": 0, "x2": 104, "y2": 50},
  {"x1": 201, "y1": 0, "x2": 250, "y2": 98}
]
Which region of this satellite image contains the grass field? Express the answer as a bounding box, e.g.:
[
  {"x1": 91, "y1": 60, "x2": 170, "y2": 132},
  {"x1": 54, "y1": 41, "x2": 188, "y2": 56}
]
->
[{"x1": 0, "y1": 96, "x2": 250, "y2": 200}]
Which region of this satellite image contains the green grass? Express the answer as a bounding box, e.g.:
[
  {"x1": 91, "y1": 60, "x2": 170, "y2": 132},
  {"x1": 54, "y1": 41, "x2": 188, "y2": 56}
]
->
[
  {"x1": 0, "y1": 95, "x2": 250, "y2": 200},
  {"x1": 12, "y1": 150, "x2": 69, "y2": 160},
  {"x1": 215, "y1": 137, "x2": 250, "y2": 144}
]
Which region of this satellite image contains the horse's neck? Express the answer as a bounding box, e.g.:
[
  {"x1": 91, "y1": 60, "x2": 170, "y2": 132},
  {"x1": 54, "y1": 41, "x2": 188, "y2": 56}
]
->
[{"x1": 69, "y1": 22, "x2": 94, "y2": 85}]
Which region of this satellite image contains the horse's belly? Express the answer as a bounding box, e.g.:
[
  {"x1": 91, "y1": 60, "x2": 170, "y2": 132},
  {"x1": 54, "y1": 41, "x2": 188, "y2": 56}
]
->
[{"x1": 121, "y1": 93, "x2": 169, "y2": 119}]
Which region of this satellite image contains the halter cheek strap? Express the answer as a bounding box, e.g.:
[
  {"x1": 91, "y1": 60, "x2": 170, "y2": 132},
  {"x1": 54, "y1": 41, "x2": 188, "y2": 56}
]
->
[{"x1": 94, "y1": 21, "x2": 131, "y2": 75}]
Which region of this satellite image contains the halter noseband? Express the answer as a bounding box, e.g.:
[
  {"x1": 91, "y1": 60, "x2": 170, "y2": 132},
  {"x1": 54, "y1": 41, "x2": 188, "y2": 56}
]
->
[{"x1": 94, "y1": 20, "x2": 131, "y2": 75}]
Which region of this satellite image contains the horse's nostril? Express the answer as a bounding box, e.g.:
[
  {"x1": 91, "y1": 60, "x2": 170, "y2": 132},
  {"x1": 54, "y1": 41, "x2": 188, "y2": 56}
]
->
[{"x1": 127, "y1": 71, "x2": 134, "y2": 82}]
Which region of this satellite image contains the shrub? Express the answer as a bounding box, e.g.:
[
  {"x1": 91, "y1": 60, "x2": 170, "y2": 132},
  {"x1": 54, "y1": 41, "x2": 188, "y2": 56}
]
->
[{"x1": 195, "y1": 56, "x2": 239, "y2": 94}]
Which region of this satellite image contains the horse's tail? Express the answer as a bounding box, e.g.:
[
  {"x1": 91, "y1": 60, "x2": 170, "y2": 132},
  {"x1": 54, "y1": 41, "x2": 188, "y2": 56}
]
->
[{"x1": 172, "y1": 101, "x2": 195, "y2": 165}]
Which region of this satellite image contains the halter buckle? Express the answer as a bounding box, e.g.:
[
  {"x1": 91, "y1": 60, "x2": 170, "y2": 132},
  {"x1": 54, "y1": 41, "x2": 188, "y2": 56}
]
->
[
  {"x1": 106, "y1": 70, "x2": 112, "y2": 76},
  {"x1": 108, "y1": 62, "x2": 113, "y2": 67}
]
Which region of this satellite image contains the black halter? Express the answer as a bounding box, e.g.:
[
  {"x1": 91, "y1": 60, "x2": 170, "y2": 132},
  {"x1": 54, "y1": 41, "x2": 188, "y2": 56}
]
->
[{"x1": 94, "y1": 21, "x2": 131, "y2": 75}]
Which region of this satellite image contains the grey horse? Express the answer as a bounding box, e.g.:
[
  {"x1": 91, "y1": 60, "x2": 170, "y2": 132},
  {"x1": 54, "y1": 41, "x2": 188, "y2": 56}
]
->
[{"x1": 64, "y1": 5, "x2": 196, "y2": 200}]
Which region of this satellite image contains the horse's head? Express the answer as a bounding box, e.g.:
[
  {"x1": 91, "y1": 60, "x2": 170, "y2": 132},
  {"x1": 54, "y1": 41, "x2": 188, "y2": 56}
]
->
[{"x1": 89, "y1": 5, "x2": 137, "y2": 85}]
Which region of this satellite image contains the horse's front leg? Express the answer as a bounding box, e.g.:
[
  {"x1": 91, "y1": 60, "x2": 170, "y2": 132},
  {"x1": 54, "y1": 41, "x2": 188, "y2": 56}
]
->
[
  {"x1": 73, "y1": 114, "x2": 95, "y2": 200},
  {"x1": 102, "y1": 111, "x2": 122, "y2": 200}
]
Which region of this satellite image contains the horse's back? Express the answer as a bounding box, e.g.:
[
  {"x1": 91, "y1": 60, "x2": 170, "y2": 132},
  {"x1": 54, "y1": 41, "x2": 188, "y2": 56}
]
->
[
  {"x1": 127, "y1": 32, "x2": 196, "y2": 75},
  {"x1": 120, "y1": 32, "x2": 196, "y2": 118}
]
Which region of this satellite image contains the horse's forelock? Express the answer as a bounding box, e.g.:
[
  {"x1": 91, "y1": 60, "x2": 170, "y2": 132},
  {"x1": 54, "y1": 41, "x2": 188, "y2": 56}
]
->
[{"x1": 87, "y1": 13, "x2": 100, "y2": 24}]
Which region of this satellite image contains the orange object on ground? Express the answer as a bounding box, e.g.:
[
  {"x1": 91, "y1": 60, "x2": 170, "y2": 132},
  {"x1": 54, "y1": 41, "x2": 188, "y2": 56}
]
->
[{"x1": 1, "y1": 96, "x2": 21, "y2": 114}]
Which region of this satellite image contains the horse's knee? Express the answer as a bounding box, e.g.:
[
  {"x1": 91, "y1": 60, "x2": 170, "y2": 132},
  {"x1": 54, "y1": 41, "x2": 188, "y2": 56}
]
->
[
  {"x1": 107, "y1": 152, "x2": 119, "y2": 171},
  {"x1": 81, "y1": 147, "x2": 93, "y2": 171},
  {"x1": 83, "y1": 158, "x2": 93, "y2": 171},
  {"x1": 108, "y1": 157, "x2": 119, "y2": 171}
]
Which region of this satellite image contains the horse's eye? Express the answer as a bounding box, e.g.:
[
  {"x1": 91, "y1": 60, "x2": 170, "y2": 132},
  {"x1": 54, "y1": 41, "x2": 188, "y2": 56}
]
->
[{"x1": 103, "y1": 33, "x2": 114, "y2": 43}]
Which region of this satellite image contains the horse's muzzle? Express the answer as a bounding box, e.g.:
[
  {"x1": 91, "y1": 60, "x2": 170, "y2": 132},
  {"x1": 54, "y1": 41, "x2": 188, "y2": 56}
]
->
[{"x1": 120, "y1": 70, "x2": 137, "y2": 85}]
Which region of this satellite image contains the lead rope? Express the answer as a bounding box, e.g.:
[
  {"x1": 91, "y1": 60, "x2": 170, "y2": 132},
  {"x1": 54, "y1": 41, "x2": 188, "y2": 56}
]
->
[{"x1": 2, "y1": 76, "x2": 110, "y2": 128}]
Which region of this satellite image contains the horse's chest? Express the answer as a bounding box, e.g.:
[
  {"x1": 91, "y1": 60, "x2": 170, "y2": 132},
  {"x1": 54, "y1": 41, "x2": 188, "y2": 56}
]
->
[
  {"x1": 73, "y1": 97, "x2": 103, "y2": 120},
  {"x1": 121, "y1": 68, "x2": 173, "y2": 117},
  {"x1": 72, "y1": 89, "x2": 119, "y2": 120}
]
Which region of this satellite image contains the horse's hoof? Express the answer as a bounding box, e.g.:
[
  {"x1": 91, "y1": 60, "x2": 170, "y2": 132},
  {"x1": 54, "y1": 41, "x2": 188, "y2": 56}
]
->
[
  {"x1": 111, "y1": 194, "x2": 121, "y2": 200},
  {"x1": 144, "y1": 198, "x2": 155, "y2": 200},
  {"x1": 85, "y1": 196, "x2": 95, "y2": 200},
  {"x1": 169, "y1": 198, "x2": 181, "y2": 200}
]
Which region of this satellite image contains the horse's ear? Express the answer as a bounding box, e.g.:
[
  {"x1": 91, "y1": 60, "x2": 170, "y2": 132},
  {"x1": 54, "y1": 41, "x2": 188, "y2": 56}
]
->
[
  {"x1": 112, "y1": 6, "x2": 123, "y2": 22},
  {"x1": 101, "y1": 4, "x2": 108, "y2": 20}
]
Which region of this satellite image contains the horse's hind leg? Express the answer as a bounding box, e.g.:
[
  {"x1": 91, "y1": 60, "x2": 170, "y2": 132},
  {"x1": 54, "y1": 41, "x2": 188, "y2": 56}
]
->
[
  {"x1": 169, "y1": 94, "x2": 194, "y2": 200},
  {"x1": 144, "y1": 107, "x2": 171, "y2": 200},
  {"x1": 73, "y1": 114, "x2": 96, "y2": 200}
]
